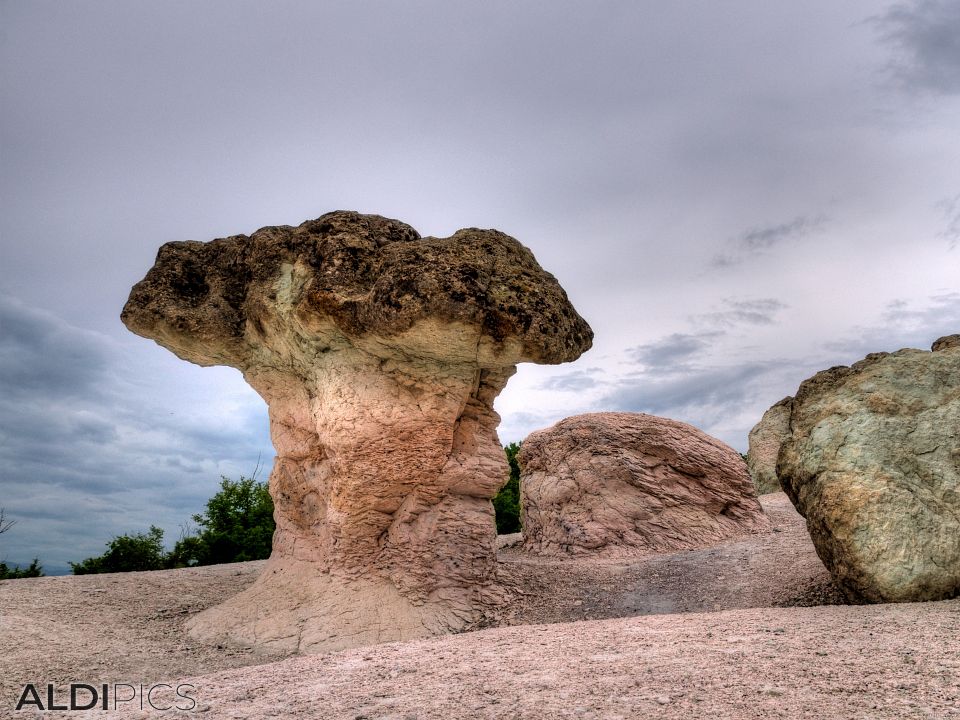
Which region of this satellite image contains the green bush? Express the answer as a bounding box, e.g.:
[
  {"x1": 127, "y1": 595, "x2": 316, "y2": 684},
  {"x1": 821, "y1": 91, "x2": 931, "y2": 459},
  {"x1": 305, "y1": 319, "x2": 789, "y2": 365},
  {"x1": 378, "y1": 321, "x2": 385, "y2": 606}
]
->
[
  {"x1": 72, "y1": 476, "x2": 276, "y2": 574},
  {"x1": 163, "y1": 532, "x2": 206, "y2": 569},
  {"x1": 168, "y1": 476, "x2": 275, "y2": 567},
  {"x1": 0, "y1": 558, "x2": 43, "y2": 579},
  {"x1": 493, "y1": 442, "x2": 522, "y2": 534},
  {"x1": 70, "y1": 526, "x2": 166, "y2": 574}
]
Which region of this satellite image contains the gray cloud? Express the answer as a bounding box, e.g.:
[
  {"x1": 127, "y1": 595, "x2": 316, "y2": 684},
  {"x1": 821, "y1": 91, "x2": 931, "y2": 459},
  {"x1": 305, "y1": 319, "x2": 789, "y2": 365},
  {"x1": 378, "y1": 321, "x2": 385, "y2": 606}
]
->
[
  {"x1": 824, "y1": 292, "x2": 960, "y2": 357},
  {"x1": 496, "y1": 411, "x2": 560, "y2": 445},
  {"x1": 594, "y1": 292, "x2": 957, "y2": 450},
  {"x1": 0, "y1": 295, "x2": 273, "y2": 574},
  {"x1": 1, "y1": 1, "x2": 959, "y2": 571},
  {"x1": 609, "y1": 361, "x2": 777, "y2": 417},
  {"x1": 538, "y1": 368, "x2": 606, "y2": 392},
  {"x1": 873, "y1": 0, "x2": 960, "y2": 95},
  {"x1": 741, "y1": 216, "x2": 826, "y2": 252},
  {"x1": 713, "y1": 216, "x2": 827, "y2": 267},
  {"x1": 626, "y1": 332, "x2": 725, "y2": 374},
  {"x1": 0, "y1": 296, "x2": 110, "y2": 399},
  {"x1": 937, "y1": 194, "x2": 960, "y2": 249},
  {"x1": 624, "y1": 302, "x2": 786, "y2": 382},
  {"x1": 602, "y1": 325, "x2": 805, "y2": 449},
  {"x1": 600, "y1": 358, "x2": 805, "y2": 451},
  {"x1": 695, "y1": 299, "x2": 788, "y2": 328}
]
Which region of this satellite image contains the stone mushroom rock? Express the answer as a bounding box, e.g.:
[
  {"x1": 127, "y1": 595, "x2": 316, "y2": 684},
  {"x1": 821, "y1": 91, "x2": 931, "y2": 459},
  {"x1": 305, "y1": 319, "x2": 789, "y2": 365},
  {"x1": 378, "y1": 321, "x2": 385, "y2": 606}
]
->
[
  {"x1": 777, "y1": 336, "x2": 960, "y2": 603},
  {"x1": 121, "y1": 210, "x2": 592, "y2": 653},
  {"x1": 518, "y1": 412, "x2": 770, "y2": 557},
  {"x1": 746, "y1": 396, "x2": 793, "y2": 495}
]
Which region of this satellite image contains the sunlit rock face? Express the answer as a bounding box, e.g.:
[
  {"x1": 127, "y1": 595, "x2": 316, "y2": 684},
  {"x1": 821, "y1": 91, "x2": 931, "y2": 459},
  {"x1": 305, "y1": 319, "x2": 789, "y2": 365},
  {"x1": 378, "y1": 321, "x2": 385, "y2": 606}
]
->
[
  {"x1": 122, "y1": 211, "x2": 592, "y2": 653},
  {"x1": 778, "y1": 336, "x2": 960, "y2": 604},
  {"x1": 518, "y1": 412, "x2": 771, "y2": 558}
]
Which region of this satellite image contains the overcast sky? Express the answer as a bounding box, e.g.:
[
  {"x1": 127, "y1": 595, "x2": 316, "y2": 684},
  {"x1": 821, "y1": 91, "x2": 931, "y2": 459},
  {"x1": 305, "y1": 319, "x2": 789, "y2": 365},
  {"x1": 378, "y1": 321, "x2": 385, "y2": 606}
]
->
[{"x1": 2, "y1": 0, "x2": 959, "y2": 573}]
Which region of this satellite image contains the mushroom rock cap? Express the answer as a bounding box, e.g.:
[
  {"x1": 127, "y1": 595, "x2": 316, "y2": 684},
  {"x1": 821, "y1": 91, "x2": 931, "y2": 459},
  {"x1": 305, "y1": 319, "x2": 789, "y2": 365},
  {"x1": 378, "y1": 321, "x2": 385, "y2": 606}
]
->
[{"x1": 122, "y1": 211, "x2": 593, "y2": 370}]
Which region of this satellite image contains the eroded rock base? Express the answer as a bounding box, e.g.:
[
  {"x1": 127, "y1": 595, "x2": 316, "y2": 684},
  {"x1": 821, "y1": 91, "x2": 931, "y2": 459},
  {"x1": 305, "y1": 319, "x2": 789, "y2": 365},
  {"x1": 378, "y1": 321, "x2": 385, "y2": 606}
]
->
[{"x1": 186, "y1": 558, "x2": 513, "y2": 654}]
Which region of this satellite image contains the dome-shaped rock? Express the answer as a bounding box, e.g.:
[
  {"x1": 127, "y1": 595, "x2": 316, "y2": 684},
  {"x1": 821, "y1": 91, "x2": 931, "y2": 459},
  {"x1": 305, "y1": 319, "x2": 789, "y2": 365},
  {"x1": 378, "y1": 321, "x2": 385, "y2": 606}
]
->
[{"x1": 519, "y1": 412, "x2": 770, "y2": 557}]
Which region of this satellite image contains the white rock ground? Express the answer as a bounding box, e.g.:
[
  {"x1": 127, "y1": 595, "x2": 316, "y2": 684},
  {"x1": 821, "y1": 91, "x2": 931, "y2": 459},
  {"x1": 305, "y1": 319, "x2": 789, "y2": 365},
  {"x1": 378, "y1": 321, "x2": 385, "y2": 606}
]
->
[{"x1": 1, "y1": 494, "x2": 958, "y2": 719}]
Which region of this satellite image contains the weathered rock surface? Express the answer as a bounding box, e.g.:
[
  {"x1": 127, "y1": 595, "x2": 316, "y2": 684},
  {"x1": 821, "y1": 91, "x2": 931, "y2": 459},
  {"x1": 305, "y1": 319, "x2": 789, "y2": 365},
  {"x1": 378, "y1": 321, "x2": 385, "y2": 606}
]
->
[
  {"x1": 122, "y1": 210, "x2": 592, "y2": 652},
  {"x1": 778, "y1": 336, "x2": 960, "y2": 603},
  {"x1": 519, "y1": 412, "x2": 770, "y2": 557},
  {"x1": 932, "y1": 334, "x2": 960, "y2": 352},
  {"x1": 746, "y1": 397, "x2": 792, "y2": 494}
]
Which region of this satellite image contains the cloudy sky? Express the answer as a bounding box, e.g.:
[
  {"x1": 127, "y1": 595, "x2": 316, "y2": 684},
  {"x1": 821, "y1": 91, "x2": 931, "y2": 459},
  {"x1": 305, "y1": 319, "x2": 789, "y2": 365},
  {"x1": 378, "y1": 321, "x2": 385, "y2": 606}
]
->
[{"x1": 2, "y1": 1, "x2": 959, "y2": 573}]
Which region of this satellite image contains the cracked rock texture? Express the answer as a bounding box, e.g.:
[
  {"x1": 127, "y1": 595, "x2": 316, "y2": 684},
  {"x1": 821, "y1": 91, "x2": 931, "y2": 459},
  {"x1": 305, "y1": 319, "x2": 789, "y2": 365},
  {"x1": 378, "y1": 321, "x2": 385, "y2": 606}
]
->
[
  {"x1": 778, "y1": 336, "x2": 960, "y2": 603},
  {"x1": 121, "y1": 210, "x2": 592, "y2": 653},
  {"x1": 932, "y1": 334, "x2": 960, "y2": 352},
  {"x1": 518, "y1": 412, "x2": 770, "y2": 557},
  {"x1": 746, "y1": 397, "x2": 792, "y2": 495}
]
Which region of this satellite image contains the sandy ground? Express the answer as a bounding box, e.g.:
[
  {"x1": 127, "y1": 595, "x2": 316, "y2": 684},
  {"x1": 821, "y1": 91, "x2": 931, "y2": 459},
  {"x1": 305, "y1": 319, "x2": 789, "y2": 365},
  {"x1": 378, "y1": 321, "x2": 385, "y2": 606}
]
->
[{"x1": 1, "y1": 494, "x2": 957, "y2": 719}]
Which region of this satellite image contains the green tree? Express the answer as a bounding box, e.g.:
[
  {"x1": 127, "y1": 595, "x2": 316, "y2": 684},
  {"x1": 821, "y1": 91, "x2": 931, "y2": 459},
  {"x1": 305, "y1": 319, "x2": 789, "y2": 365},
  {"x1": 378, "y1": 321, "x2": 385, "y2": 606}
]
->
[
  {"x1": 70, "y1": 526, "x2": 166, "y2": 574},
  {"x1": 0, "y1": 558, "x2": 43, "y2": 579},
  {"x1": 168, "y1": 476, "x2": 275, "y2": 567},
  {"x1": 69, "y1": 476, "x2": 275, "y2": 574},
  {"x1": 493, "y1": 442, "x2": 522, "y2": 534},
  {"x1": 163, "y1": 532, "x2": 206, "y2": 569}
]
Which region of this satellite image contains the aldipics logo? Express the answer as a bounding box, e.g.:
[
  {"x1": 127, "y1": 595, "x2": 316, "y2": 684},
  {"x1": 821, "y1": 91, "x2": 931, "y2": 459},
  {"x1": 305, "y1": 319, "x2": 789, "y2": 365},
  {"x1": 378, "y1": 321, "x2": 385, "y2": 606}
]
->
[{"x1": 15, "y1": 683, "x2": 197, "y2": 712}]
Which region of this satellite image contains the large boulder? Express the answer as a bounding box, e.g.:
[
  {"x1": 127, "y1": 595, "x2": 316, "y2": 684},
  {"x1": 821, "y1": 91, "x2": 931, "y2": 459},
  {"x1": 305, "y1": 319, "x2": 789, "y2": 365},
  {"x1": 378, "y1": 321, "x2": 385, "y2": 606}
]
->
[
  {"x1": 746, "y1": 397, "x2": 792, "y2": 494},
  {"x1": 519, "y1": 412, "x2": 770, "y2": 557},
  {"x1": 778, "y1": 336, "x2": 960, "y2": 603},
  {"x1": 122, "y1": 211, "x2": 592, "y2": 652}
]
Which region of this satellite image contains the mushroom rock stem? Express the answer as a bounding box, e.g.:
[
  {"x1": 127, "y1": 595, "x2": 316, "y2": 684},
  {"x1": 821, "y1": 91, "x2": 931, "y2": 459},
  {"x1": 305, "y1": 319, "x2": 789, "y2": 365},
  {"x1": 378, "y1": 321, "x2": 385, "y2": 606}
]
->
[
  {"x1": 257, "y1": 358, "x2": 517, "y2": 589},
  {"x1": 193, "y1": 359, "x2": 515, "y2": 653},
  {"x1": 121, "y1": 211, "x2": 592, "y2": 653}
]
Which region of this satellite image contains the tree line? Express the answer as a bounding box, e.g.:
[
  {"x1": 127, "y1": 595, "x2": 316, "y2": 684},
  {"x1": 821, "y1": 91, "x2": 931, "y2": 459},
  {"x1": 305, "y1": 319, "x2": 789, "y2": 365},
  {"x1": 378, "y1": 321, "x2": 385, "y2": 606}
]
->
[
  {"x1": 70, "y1": 475, "x2": 274, "y2": 574},
  {"x1": 0, "y1": 508, "x2": 43, "y2": 579}
]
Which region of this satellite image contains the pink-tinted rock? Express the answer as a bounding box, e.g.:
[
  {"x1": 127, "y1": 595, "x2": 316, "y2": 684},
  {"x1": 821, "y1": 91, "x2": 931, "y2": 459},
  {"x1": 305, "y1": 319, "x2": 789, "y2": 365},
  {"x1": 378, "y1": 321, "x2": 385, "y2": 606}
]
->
[
  {"x1": 519, "y1": 412, "x2": 770, "y2": 557},
  {"x1": 122, "y1": 211, "x2": 592, "y2": 653}
]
